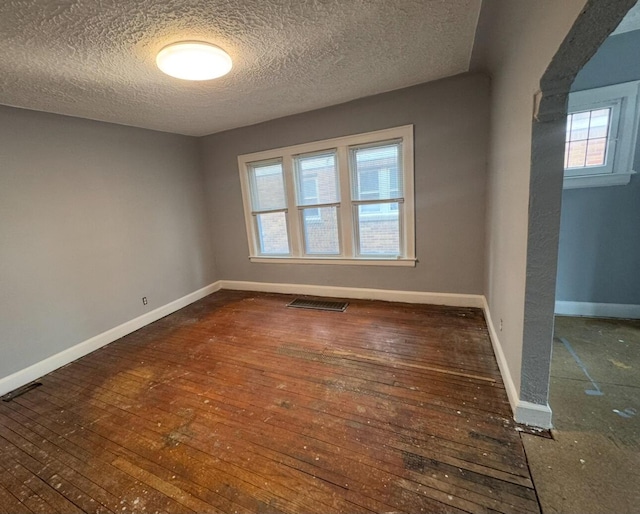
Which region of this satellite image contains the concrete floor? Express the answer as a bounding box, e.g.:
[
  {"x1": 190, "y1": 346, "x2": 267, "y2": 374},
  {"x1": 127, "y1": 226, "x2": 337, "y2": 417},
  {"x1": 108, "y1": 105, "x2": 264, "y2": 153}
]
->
[{"x1": 522, "y1": 316, "x2": 640, "y2": 514}]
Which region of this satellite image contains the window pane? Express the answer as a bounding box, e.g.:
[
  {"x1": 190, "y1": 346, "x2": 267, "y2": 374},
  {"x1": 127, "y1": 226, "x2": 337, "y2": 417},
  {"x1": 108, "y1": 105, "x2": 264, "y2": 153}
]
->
[
  {"x1": 295, "y1": 152, "x2": 339, "y2": 205},
  {"x1": 566, "y1": 140, "x2": 588, "y2": 168},
  {"x1": 569, "y1": 111, "x2": 590, "y2": 141},
  {"x1": 352, "y1": 143, "x2": 402, "y2": 201},
  {"x1": 357, "y1": 203, "x2": 400, "y2": 256},
  {"x1": 585, "y1": 137, "x2": 607, "y2": 167},
  {"x1": 302, "y1": 177, "x2": 319, "y2": 206},
  {"x1": 250, "y1": 162, "x2": 286, "y2": 211},
  {"x1": 302, "y1": 207, "x2": 339, "y2": 255},
  {"x1": 256, "y1": 211, "x2": 289, "y2": 254},
  {"x1": 588, "y1": 109, "x2": 610, "y2": 139}
]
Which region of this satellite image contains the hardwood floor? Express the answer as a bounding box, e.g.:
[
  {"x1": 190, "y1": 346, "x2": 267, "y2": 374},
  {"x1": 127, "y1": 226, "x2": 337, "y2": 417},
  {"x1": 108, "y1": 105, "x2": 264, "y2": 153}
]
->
[{"x1": 0, "y1": 290, "x2": 539, "y2": 513}]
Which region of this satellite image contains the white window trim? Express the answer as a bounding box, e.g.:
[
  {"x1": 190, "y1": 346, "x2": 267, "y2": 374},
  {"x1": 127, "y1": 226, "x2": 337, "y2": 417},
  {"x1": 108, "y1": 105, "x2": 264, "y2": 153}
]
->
[
  {"x1": 564, "y1": 81, "x2": 640, "y2": 189},
  {"x1": 237, "y1": 125, "x2": 416, "y2": 266}
]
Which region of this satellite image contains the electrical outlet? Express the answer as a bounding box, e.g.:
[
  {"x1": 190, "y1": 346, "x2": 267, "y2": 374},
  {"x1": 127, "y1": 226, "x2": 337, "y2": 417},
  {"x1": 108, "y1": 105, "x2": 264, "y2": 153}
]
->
[
  {"x1": 499, "y1": 318, "x2": 503, "y2": 331},
  {"x1": 142, "y1": 297, "x2": 148, "y2": 306}
]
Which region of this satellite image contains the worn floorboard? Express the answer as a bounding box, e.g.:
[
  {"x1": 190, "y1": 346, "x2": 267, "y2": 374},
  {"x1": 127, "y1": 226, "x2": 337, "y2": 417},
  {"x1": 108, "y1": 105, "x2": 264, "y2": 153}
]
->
[{"x1": 0, "y1": 290, "x2": 539, "y2": 513}]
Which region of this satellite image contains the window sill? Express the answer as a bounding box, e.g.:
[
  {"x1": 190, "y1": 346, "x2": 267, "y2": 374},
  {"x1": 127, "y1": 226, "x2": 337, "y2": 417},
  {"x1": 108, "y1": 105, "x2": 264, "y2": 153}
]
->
[
  {"x1": 249, "y1": 256, "x2": 417, "y2": 267},
  {"x1": 563, "y1": 171, "x2": 635, "y2": 189}
]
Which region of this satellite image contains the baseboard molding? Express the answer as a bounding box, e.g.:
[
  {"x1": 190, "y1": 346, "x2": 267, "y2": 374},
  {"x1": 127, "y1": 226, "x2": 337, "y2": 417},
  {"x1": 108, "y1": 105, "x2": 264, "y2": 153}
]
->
[
  {"x1": 481, "y1": 297, "x2": 520, "y2": 414},
  {"x1": 482, "y1": 297, "x2": 553, "y2": 429},
  {"x1": 218, "y1": 280, "x2": 485, "y2": 308},
  {"x1": 555, "y1": 300, "x2": 640, "y2": 319},
  {"x1": 515, "y1": 401, "x2": 553, "y2": 429},
  {"x1": 0, "y1": 281, "x2": 223, "y2": 397},
  {"x1": 3, "y1": 280, "x2": 550, "y2": 426}
]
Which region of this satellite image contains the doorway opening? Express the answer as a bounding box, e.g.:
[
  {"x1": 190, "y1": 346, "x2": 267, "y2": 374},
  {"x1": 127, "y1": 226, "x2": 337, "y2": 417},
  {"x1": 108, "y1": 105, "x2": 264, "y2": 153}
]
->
[
  {"x1": 552, "y1": 14, "x2": 640, "y2": 442},
  {"x1": 522, "y1": 2, "x2": 640, "y2": 512}
]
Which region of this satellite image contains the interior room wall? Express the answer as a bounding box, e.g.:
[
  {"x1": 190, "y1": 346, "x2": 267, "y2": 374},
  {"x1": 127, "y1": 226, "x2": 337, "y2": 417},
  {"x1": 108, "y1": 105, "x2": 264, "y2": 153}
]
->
[
  {"x1": 571, "y1": 29, "x2": 640, "y2": 91},
  {"x1": 200, "y1": 73, "x2": 489, "y2": 295},
  {"x1": 557, "y1": 176, "x2": 640, "y2": 305},
  {"x1": 470, "y1": 0, "x2": 589, "y2": 412},
  {"x1": 556, "y1": 29, "x2": 640, "y2": 306},
  {"x1": 0, "y1": 105, "x2": 216, "y2": 380}
]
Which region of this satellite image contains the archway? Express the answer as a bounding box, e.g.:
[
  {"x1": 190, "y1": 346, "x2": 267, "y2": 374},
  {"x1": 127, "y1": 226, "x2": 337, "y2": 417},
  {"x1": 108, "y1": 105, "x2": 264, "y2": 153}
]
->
[{"x1": 521, "y1": 0, "x2": 636, "y2": 424}]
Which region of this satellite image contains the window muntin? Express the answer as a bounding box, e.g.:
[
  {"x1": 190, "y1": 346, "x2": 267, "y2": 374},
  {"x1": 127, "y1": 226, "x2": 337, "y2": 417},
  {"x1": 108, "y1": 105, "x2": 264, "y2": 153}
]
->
[{"x1": 238, "y1": 125, "x2": 415, "y2": 265}]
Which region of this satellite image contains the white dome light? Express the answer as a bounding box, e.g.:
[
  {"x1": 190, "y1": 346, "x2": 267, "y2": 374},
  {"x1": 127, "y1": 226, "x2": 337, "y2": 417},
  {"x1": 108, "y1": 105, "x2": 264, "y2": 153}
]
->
[{"x1": 156, "y1": 41, "x2": 232, "y2": 81}]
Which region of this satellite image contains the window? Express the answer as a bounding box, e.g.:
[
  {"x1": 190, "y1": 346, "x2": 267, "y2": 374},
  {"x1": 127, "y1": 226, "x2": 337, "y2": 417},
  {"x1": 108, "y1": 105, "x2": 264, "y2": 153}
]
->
[
  {"x1": 248, "y1": 160, "x2": 289, "y2": 255},
  {"x1": 238, "y1": 125, "x2": 415, "y2": 266},
  {"x1": 351, "y1": 143, "x2": 402, "y2": 255},
  {"x1": 294, "y1": 151, "x2": 340, "y2": 255},
  {"x1": 565, "y1": 108, "x2": 610, "y2": 169},
  {"x1": 563, "y1": 81, "x2": 639, "y2": 189}
]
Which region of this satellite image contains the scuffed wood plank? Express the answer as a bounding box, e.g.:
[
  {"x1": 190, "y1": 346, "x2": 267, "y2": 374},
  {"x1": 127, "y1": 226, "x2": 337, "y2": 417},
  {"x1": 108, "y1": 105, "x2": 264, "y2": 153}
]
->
[{"x1": 0, "y1": 290, "x2": 539, "y2": 514}]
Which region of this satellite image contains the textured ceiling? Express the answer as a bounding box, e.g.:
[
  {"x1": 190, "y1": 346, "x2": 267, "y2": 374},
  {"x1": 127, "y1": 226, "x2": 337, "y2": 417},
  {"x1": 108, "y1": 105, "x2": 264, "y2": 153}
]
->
[{"x1": 0, "y1": 0, "x2": 482, "y2": 136}]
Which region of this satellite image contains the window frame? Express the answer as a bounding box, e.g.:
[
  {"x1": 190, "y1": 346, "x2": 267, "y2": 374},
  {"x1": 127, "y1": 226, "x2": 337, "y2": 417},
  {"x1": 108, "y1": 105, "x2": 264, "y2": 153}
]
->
[
  {"x1": 246, "y1": 158, "x2": 291, "y2": 256},
  {"x1": 564, "y1": 107, "x2": 614, "y2": 174},
  {"x1": 351, "y1": 145, "x2": 401, "y2": 220},
  {"x1": 294, "y1": 149, "x2": 340, "y2": 255},
  {"x1": 563, "y1": 81, "x2": 640, "y2": 189},
  {"x1": 237, "y1": 125, "x2": 415, "y2": 267}
]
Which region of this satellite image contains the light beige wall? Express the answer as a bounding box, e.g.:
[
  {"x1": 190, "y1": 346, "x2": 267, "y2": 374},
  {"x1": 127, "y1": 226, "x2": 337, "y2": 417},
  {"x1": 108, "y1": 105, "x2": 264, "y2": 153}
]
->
[{"x1": 0, "y1": 106, "x2": 216, "y2": 379}]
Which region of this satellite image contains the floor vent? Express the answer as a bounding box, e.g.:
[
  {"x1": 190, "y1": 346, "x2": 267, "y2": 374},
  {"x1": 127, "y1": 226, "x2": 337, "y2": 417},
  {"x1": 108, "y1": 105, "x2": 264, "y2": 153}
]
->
[
  {"x1": 287, "y1": 298, "x2": 348, "y2": 312},
  {"x1": 1, "y1": 381, "x2": 42, "y2": 402}
]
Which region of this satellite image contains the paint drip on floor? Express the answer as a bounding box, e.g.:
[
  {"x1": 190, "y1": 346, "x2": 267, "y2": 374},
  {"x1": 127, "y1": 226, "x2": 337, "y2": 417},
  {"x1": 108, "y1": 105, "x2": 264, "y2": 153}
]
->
[
  {"x1": 613, "y1": 408, "x2": 637, "y2": 418},
  {"x1": 559, "y1": 337, "x2": 604, "y2": 396}
]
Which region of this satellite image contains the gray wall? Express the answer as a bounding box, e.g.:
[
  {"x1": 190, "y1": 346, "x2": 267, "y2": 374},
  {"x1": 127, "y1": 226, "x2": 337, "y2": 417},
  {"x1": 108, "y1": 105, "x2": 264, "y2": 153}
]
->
[
  {"x1": 557, "y1": 176, "x2": 640, "y2": 304},
  {"x1": 556, "y1": 29, "x2": 640, "y2": 305},
  {"x1": 572, "y1": 29, "x2": 640, "y2": 91},
  {"x1": 200, "y1": 73, "x2": 489, "y2": 295},
  {"x1": 0, "y1": 106, "x2": 217, "y2": 379},
  {"x1": 471, "y1": 0, "x2": 589, "y2": 406}
]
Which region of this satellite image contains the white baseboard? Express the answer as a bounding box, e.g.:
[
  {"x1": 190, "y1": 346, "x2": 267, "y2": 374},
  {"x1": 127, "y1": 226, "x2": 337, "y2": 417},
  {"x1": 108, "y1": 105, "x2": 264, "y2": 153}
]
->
[
  {"x1": 555, "y1": 301, "x2": 640, "y2": 319},
  {"x1": 218, "y1": 280, "x2": 485, "y2": 308},
  {"x1": 515, "y1": 401, "x2": 553, "y2": 429},
  {"x1": 4, "y1": 280, "x2": 546, "y2": 426},
  {"x1": 482, "y1": 297, "x2": 553, "y2": 429},
  {"x1": 0, "y1": 281, "x2": 222, "y2": 397},
  {"x1": 481, "y1": 297, "x2": 520, "y2": 413}
]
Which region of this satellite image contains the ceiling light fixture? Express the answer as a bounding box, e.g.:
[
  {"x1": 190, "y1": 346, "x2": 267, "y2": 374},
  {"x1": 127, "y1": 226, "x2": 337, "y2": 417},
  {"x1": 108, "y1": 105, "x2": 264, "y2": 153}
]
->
[{"x1": 156, "y1": 41, "x2": 232, "y2": 81}]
